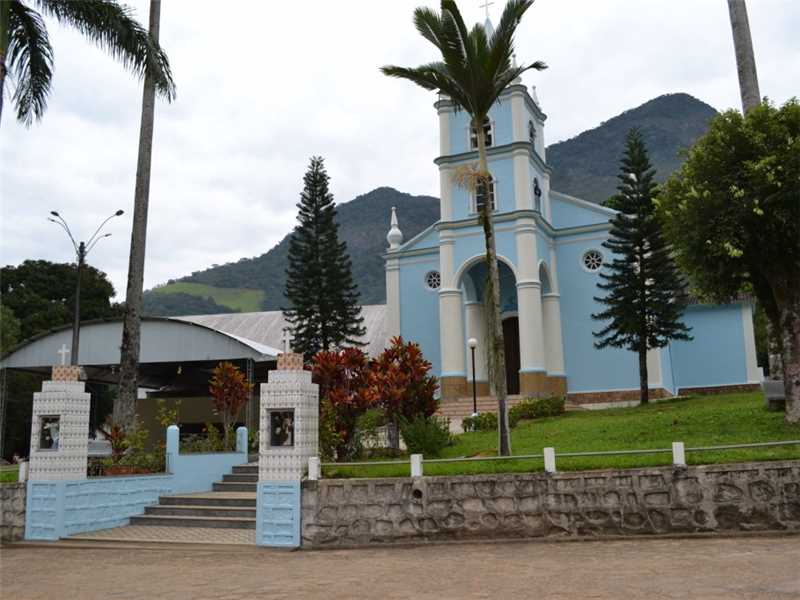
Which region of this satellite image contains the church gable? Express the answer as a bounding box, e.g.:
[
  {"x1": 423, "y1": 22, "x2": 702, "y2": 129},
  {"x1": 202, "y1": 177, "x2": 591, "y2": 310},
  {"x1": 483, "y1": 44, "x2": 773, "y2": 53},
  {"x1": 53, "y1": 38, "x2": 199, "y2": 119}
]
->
[
  {"x1": 550, "y1": 191, "x2": 617, "y2": 229},
  {"x1": 396, "y1": 221, "x2": 440, "y2": 254}
]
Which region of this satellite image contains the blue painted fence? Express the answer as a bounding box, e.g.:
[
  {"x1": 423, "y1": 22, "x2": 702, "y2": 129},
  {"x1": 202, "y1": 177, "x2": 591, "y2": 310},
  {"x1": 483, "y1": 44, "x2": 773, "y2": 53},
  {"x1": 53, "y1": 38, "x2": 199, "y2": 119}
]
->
[{"x1": 25, "y1": 426, "x2": 248, "y2": 541}]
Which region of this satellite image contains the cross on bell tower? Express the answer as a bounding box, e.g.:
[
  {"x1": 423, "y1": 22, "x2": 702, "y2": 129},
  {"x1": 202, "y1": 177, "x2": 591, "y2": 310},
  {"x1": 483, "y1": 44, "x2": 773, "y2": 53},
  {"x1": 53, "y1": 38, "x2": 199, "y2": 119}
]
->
[{"x1": 479, "y1": 0, "x2": 494, "y2": 20}]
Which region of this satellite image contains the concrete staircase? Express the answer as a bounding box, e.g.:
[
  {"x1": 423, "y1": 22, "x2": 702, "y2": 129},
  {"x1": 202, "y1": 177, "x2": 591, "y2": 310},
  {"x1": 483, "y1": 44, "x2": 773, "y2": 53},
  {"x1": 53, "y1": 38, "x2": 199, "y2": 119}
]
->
[
  {"x1": 437, "y1": 395, "x2": 585, "y2": 419},
  {"x1": 130, "y1": 464, "x2": 257, "y2": 530},
  {"x1": 437, "y1": 395, "x2": 526, "y2": 418}
]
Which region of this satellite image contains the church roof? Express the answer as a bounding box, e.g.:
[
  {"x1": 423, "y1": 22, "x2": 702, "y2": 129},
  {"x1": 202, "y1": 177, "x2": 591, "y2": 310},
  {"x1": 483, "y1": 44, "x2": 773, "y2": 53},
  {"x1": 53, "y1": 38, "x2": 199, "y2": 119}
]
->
[{"x1": 177, "y1": 304, "x2": 389, "y2": 357}]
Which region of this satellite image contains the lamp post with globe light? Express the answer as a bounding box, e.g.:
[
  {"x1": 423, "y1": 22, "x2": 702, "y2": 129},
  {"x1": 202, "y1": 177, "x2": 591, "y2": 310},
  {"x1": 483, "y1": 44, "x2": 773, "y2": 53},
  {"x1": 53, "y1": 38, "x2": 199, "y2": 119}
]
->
[
  {"x1": 48, "y1": 210, "x2": 124, "y2": 365},
  {"x1": 468, "y1": 337, "x2": 479, "y2": 416}
]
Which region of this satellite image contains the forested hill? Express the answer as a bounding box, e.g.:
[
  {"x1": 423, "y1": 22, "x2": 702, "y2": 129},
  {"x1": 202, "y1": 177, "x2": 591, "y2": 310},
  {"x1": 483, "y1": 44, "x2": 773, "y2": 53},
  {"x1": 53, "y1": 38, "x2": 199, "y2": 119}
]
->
[
  {"x1": 143, "y1": 93, "x2": 717, "y2": 316},
  {"x1": 144, "y1": 187, "x2": 440, "y2": 314},
  {"x1": 547, "y1": 93, "x2": 717, "y2": 203}
]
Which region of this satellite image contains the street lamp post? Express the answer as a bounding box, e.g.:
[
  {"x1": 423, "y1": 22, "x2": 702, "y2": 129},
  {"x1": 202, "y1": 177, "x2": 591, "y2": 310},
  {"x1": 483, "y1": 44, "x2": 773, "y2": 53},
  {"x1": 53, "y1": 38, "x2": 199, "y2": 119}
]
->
[
  {"x1": 468, "y1": 337, "x2": 478, "y2": 416},
  {"x1": 49, "y1": 210, "x2": 124, "y2": 365}
]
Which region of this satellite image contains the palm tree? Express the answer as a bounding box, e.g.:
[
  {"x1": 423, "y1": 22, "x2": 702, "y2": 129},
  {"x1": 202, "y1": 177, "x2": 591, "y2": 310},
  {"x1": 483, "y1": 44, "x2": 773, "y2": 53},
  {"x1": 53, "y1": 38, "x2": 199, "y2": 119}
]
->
[
  {"x1": 382, "y1": 0, "x2": 545, "y2": 455},
  {"x1": 727, "y1": 0, "x2": 760, "y2": 115},
  {"x1": 115, "y1": 0, "x2": 164, "y2": 431},
  {"x1": 0, "y1": 0, "x2": 175, "y2": 127}
]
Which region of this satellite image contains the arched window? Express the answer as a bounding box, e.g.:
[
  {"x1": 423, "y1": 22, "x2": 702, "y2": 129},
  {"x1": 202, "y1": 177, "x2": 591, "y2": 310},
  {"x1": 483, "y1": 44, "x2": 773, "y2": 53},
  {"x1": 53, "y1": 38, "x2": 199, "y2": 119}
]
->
[
  {"x1": 470, "y1": 117, "x2": 493, "y2": 149},
  {"x1": 475, "y1": 175, "x2": 496, "y2": 213},
  {"x1": 533, "y1": 177, "x2": 542, "y2": 212},
  {"x1": 528, "y1": 120, "x2": 536, "y2": 144}
]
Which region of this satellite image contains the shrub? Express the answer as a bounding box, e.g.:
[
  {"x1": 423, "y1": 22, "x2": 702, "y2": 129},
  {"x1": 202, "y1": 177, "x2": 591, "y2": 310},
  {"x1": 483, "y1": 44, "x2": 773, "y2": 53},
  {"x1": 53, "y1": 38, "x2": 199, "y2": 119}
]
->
[
  {"x1": 313, "y1": 348, "x2": 378, "y2": 461},
  {"x1": 370, "y1": 336, "x2": 439, "y2": 424},
  {"x1": 462, "y1": 412, "x2": 498, "y2": 432},
  {"x1": 399, "y1": 415, "x2": 452, "y2": 457},
  {"x1": 209, "y1": 362, "x2": 253, "y2": 450},
  {"x1": 509, "y1": 396, "x2": 566, "y2": 427},
  {"x1": 354, "y1": 407, "x2": 387, "y2": 455}
]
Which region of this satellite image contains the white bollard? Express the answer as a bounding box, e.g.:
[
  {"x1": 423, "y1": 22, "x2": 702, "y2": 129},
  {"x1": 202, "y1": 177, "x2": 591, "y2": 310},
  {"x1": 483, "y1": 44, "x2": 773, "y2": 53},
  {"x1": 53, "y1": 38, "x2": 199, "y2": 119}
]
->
[
  {"x1": 672, "y1": 441, "x2": 686, "y2": 467},
  {"x1": 544, "y1": 447, "x2": 557, "y2": 474},
  {"x1": 308, "y1": 456, "x2": 321, "y2": 481},
  {"x1": 410, "y1": 454, "x2": 423, "y2": 477},
  {"x1": 18, "y1": 460, "x2": 29, "y2": 482}
]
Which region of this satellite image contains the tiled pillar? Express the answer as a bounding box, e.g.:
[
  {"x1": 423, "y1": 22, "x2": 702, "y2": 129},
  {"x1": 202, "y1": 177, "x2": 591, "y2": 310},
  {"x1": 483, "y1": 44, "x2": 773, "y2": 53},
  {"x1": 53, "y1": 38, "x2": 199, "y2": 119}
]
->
[{"x1": 257, "y1": 352, "x2": 318, "y2": 548}]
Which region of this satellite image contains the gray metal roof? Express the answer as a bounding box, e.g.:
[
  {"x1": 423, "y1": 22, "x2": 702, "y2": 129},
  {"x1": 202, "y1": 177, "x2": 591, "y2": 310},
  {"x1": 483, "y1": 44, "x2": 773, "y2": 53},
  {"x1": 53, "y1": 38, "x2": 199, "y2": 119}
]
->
[
  {"x1": 0, "y1": 317, "x2": 280, "y2": 370},
  {"x1": 177, "y1": 304, "x2": 389, "y2": 357}
]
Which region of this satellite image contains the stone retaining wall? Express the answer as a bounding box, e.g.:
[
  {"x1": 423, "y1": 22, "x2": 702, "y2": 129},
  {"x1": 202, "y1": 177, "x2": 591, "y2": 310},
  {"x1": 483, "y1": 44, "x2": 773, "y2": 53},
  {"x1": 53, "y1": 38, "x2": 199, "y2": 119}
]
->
[
  {"x1": 301, "y1": 460, "x2": 800, "y2": 547},
  {"x1": 1, "y1": 483, "x2": 26, "y2": 542}
]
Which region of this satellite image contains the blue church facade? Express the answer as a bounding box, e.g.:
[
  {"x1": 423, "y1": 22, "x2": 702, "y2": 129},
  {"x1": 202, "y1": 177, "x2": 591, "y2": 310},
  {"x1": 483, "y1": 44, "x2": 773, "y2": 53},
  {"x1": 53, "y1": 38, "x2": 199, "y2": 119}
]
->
[{"x1": 384, "y1": 81, "x2": 760, "y2": 406}]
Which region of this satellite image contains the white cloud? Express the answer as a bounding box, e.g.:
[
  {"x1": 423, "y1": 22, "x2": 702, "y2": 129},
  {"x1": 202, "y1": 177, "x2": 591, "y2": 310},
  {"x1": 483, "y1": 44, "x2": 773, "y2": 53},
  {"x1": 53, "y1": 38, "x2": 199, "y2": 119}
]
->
[{"x1": 2, "y1": 0, "x2": 798, "y2": 298}]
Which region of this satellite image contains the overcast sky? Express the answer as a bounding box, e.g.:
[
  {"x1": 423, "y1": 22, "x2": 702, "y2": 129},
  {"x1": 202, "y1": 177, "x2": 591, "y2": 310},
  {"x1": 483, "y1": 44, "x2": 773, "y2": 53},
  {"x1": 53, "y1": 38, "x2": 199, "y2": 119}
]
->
[{"x1": 1, "y1": 0, "x2": 798, "y2": 299}]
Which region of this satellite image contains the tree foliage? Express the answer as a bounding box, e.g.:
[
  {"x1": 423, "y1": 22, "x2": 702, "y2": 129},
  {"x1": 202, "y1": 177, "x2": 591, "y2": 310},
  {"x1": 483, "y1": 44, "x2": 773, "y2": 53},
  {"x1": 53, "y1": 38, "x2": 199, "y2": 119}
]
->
[
  {"x1": 658, "y1": 99, "x2": 800, "y2": 422},
  {"x1": 1, "y1": 259, "x2": 121, "y2": 342},
  {"x1": 1, "y1": 0, "x2": 175, "y2": 125},
  {"x1": 369, "y1": 336, "x2": 438, "y2": 423},
  {"x1": 208, "y1": 361, "x2": 252, "y2": 450},
  {"x1": 283, "y1": 156, "x2": 365, "y2": 360},
  {"x1": 312, "y1": 347, "x2": 378, "y2": 461},
  {"x1": 592, "y1": 128, "x2": 691, "y2": 404}
]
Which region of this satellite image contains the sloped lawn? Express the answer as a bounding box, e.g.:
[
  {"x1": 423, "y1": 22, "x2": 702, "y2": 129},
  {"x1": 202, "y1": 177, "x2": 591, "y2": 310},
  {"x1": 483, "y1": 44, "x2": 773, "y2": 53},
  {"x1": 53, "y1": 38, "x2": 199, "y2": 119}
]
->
[{"x1": 323, "y1": 392, "x2": 799, "y2": 478}]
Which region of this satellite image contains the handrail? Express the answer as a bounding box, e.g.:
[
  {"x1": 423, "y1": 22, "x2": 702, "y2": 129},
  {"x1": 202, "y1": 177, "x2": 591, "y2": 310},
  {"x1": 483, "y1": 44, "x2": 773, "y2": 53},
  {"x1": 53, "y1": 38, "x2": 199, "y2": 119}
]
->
[{"x1": 315, "y1": 439, "x2": 800, "y2": 479}]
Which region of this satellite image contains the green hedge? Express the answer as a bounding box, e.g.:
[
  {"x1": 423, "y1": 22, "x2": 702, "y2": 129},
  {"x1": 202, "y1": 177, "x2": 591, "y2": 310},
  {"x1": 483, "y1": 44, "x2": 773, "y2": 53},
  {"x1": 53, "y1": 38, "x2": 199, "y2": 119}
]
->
[{"x1": 509, "y1": 396, "x2": 566, "y2": 427}]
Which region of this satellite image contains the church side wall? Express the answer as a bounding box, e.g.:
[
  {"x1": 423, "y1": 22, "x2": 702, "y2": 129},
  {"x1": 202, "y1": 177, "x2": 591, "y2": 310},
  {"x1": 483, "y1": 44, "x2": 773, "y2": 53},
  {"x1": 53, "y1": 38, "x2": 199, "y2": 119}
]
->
[
  {"x1": 556, "y1": 234, "x2": 642, "y2": 394},
  {"x1": 398, "y1": 255, "x2": 442, "y2": 377},
  {"x1": 670, "y1": 303, "x2": 756, "y2": 393}
]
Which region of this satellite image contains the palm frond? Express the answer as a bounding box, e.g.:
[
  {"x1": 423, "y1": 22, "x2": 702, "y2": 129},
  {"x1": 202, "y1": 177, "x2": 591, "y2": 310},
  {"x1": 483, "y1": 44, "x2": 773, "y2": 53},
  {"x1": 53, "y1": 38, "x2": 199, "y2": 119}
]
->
[
  {"x1": 413, "y1": 6, "x2": 446, "y2": 51},
  {"x1": 7, "y1": 0, "x2": 53, "y2": 125},
  {"x1": 487, "y1": 0, "x2": 534, "y2": 83},
  {"x1": 34, "y1": 0, "x2": 175, "y2": 100}
]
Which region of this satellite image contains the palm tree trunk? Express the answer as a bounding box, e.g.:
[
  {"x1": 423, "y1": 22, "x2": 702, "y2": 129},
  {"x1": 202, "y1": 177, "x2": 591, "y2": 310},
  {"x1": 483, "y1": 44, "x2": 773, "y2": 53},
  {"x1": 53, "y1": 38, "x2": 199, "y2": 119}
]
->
[
  {"x1": 727, "y1": 0, "x2": 761, "y2": 114},
  {"x1": 115, "y1": 0, "x2": 161, "y2": 430},
  {"x1": 475, "y1": 117, "x2": 511, "y2": 456}
]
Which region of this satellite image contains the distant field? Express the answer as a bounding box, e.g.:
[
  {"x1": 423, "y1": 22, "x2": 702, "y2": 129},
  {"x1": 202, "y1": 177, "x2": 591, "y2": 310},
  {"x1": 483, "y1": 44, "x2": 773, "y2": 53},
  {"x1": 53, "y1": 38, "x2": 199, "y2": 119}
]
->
[{"x1": 151, "y1": 282, "x2": 265, "y2": 313}]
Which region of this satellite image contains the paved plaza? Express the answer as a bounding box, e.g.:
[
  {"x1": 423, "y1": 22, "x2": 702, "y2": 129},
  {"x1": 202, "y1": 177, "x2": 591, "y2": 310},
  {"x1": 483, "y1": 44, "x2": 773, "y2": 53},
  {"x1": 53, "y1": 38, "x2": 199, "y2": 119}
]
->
[{"x1": 2, "y1": 535, "x2": 799, "y2": 599}]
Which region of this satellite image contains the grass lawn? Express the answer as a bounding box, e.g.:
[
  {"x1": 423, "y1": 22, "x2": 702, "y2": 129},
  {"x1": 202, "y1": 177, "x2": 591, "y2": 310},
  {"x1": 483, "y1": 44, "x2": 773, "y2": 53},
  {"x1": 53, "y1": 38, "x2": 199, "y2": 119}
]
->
[
  {"x1": 151, "y1": 282, "x2": 265, "y2": 312},
  {"x1": 323, "y1": 392, "x2": 800, "y2": 478},
  {"x1": 0, "y1": 465, "x2": 19, "y2": 484}
]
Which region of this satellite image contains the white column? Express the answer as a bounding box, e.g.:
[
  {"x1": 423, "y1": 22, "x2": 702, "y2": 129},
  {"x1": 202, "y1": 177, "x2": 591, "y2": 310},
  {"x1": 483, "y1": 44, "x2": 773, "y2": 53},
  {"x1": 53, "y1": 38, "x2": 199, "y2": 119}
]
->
[
  {"x1": 741, "y1": 302, "x2": 761, "y2": 382},
  {"x1": 439, "y1": 232, "x2": 465, "y2": 378},
  {"x1": 465, "y1": 301, "x2": 488, "y2": 381},
  {"x1": 385, "y1": 256, "x2": 401, "y2": 341},
  {"x1": 542, "y1": 174, "x2": 552, "y2": 223},
  {"x1": 515, "y1": 218, "x2": 545, "y2": 373},
  {"x1": 513, "y1": 150, "x2": 532, "y2": 210},
  {"x1": 543, "y1": 245, "x2": 566, "y2": 376},
  {"x1": 438, "y1": 105, "x2": 451, "y2": 156},
  {"x1": 647, "y1": 348, "x2": 663, "y2": 388},
  {"x1": 510, "y1": 91, "x2": 526, "y2": 143},
  {"x1": 439, "y1": 166, "x2": 453, "y2": 222},
  {"x1": 542, "y1": 294, "x2": 565, "y2": 375}
]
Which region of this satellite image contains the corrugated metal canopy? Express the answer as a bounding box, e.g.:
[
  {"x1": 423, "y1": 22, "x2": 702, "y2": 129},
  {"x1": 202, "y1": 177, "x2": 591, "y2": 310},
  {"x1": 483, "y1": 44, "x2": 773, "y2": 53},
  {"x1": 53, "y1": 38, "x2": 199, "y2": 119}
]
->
[
  {"x1": 177, "y1": 304, "x2": 389, "y2": 357},
  {"x1": 0, "y1": 317, "x2": 281, "y2": 370}
]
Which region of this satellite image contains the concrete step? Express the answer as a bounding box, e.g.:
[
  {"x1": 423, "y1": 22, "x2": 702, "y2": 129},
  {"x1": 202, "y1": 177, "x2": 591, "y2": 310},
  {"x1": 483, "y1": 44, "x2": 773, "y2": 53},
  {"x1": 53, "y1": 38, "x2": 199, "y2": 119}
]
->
[
  {"x1": 130, "y1": 514, "x2": 256, "y2": 530},
  {"x1": 159, "y1": 493, "x2": 256, "y2": 508},
  {"x1": 213, "y1": 481, "x2": 257, "y2": 493},
  {"x1": 222, "y1": 473, "x2": 258, "y2": 483},
  {"x1": 145, "y1": 504, "x2": 257, "y2": 519},
  {"x1": 232, "y1": 464, "x2": 258, "y2": 475}
]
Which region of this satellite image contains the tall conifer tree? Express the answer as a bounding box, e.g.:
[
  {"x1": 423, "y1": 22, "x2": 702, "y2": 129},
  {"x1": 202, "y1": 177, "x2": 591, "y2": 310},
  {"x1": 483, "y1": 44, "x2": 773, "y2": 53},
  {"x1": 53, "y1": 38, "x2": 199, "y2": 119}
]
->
[
  {"x1": 284, "y1": 156, "x2": 365, "y2": 360},
  {"x1": 592, "y1": 129, "x2": 692, "y2": 404}
]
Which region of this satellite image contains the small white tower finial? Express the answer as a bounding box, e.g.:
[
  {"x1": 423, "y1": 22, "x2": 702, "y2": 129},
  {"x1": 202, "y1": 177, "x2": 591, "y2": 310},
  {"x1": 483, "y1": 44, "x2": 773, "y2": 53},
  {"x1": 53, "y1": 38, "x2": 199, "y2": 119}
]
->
[
  {"x1": 512, "y1": 53, "x2": 522, "y2": 84},
  {"x1": 387, "y1": 206, "x2": 403, "y2": 250}
]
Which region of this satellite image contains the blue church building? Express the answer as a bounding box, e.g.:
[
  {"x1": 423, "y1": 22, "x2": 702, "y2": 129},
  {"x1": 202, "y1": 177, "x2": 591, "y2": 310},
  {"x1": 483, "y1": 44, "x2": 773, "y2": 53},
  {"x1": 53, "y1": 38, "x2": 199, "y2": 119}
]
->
[{"x1": 384, "y1": 79, "x2": 760, "y2": 407}]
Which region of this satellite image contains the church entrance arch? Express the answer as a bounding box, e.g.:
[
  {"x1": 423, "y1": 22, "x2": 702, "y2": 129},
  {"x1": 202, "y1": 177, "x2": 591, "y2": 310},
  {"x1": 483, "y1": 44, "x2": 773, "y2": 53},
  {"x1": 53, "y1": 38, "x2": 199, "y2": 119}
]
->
[{"x1": 458, "y1": 256, "x2": 520, "y2": 396}]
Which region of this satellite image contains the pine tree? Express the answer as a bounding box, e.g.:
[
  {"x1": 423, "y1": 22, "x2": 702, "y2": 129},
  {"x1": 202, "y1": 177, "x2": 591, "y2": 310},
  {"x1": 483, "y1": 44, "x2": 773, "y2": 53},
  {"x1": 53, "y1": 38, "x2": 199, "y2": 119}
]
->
[
  {"x1": 284, "y1": 156, "x2": 365, "y2": 360},
  {"x1": 592, "y1": 129, "x2": 692, "y2": 404}
]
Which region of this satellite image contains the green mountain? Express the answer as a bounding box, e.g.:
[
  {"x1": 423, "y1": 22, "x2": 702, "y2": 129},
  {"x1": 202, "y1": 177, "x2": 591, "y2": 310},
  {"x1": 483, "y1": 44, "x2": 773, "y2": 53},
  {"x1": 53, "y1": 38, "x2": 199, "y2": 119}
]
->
[
  {"x1": 144, "y1": 93, "x2": 717, "y2": 316},
  {"x1": 144, "y1": 187, "x2": 440, "y2": 314},
  {"x1": 547, "y1": 93, "x2": 717, "y2": 203}
]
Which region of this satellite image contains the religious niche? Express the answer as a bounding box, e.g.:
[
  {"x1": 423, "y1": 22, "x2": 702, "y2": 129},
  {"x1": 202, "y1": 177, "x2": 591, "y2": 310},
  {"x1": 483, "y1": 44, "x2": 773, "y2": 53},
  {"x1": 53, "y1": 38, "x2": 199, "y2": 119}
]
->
[
  {"x1": 269, "y1": 410, "x2": 295, "y2": 447},
  {"x1": 39, "y1": 415, "x2": 61, "y2": 450}
]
